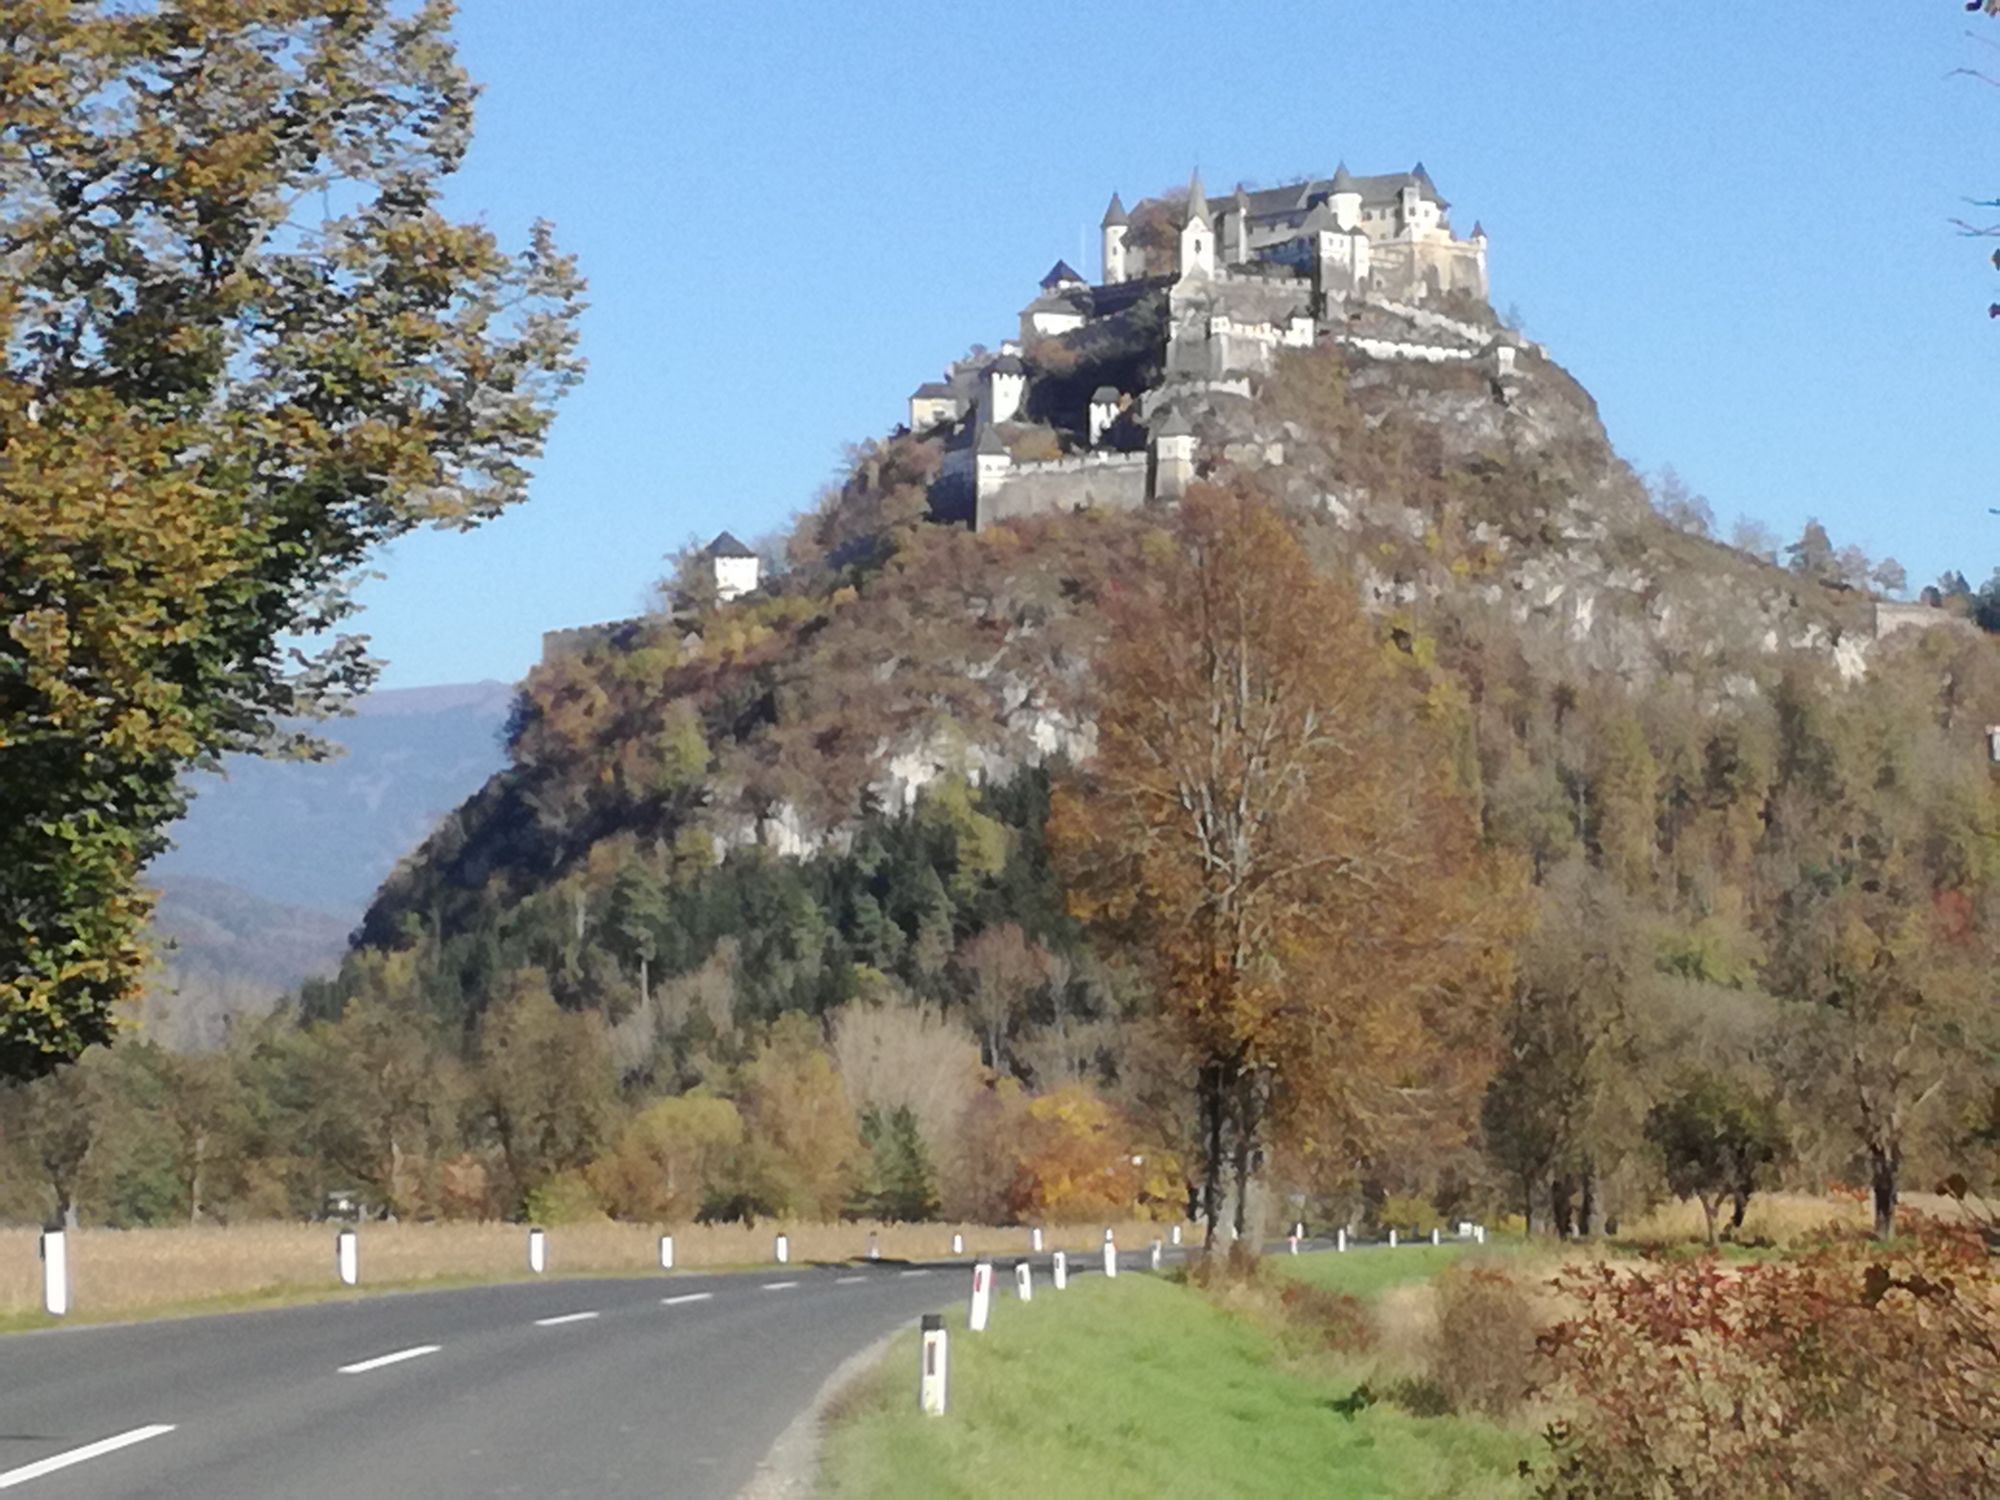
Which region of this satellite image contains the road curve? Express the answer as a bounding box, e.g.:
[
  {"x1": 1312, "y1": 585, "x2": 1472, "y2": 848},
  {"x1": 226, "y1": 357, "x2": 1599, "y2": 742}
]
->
[{"x1": 0, "y1": 1247, "x2": 1185, "y2": 1499}]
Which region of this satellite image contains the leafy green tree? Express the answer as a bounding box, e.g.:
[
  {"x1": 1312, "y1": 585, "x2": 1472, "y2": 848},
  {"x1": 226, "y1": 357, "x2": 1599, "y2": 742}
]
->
[
  {"x1": 0, "y1": 0, "x2": 584, "y2": 1081},
  {"x1": 1645, "y1": 1071, "x2": 1785, "y2": 1244},
  {"x1": 853, "y1": 1105, "x2": 939, "y2": 1221}
]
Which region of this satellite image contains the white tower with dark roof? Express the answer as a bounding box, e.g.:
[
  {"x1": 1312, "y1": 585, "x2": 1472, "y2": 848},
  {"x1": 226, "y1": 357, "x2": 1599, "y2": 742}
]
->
[
  {"x1": 1178, "y1": 170, "x2": 1214, "y2": 280},
  {"x1": 1101, "y1": 192, "x2": 1129, "y2": 285}
]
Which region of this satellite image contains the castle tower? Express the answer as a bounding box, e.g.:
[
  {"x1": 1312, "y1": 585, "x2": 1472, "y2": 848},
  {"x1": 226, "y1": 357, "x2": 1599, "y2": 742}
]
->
[
  {"x1": 1230, "y1": 184, "x2": 1250, "y2": 265},
  {"x1": 1101, "y1": 192, "x2": 1129, "y2": 285},
  {"x1": 705, "y1": 531, "x2": 761, "y2": 602},
  {"x1": 1328, "y1": 161, "x2": 1362, "y2": 231},
  {"x1": 974, "y1": 425, "x2": 1013, "y2": 509},
  {"x1": 985, "y1": 353, "x2": 1026, "y2": 424},
  {"x1": 1178, "y1": 170, "x2": 1214, "y2": 280},
  {"x1": 1152, "y1": 407, "x2": 1197, "y2": 501}
]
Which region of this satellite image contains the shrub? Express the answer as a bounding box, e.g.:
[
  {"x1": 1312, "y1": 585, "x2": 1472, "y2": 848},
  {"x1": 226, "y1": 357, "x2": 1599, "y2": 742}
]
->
[
  {"x1": 1531, "y1": 1221, "x2": 1999, "y2": 1497},
  {"x1": 1378, "y1": 1192, "x2": 1444, "y2": 1236},
  {"x1": 1431, "y1": 1265, "x2": 1544, "y2": 1418},
  {"x1": 522, "y1": 1171, "x2": 607, "y2": 1226}
]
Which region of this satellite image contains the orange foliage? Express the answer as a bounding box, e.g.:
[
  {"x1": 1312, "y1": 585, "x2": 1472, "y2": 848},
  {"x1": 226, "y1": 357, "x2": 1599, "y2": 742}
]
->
[{"x1": 1005, "y1": 1085, "x2": 1145, "y2": 1225}]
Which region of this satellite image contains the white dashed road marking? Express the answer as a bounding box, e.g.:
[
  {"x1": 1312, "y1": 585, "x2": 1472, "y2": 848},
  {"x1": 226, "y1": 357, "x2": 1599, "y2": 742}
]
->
[
  {"x1": 898, "y1": 1269, "x2": 930, "y2": 1278},
  {"x1": 0, "y1": 1426, "x2": 176, "y2": 1490},
  {"x1": 338, "y1": 1344, "x2": 441, "y2": 1375},
  {"x1": 834, "y1": 1275, "x2": 868, "y2": 1284},
  {"x1": 761, "y1": 1281, "x2": 799, "y2": 1291},
  {"x1": 661, "y1": 1292, "x2": 713, "y2": 1306},
  {"x1": 533, "y1": 1311, "x2": 600, "y2": 1327}
]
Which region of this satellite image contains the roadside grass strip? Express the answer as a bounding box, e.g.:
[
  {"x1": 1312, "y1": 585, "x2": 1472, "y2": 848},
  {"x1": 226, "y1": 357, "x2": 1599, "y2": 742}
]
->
[
  {"x1": 1277, "y1": 1242, "x2": 1481, "y2": 1298},
  {"x1": 0, "y1": 1426, "x2": 176, "y2": 1490},
  {"x1": 820, "y1": 1269, "x2": 1528, "y2": 1499}
]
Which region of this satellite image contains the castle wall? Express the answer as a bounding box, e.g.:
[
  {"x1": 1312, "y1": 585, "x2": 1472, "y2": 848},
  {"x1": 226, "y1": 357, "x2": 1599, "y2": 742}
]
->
[{"x1": 975, "y1": 452, "x2": 1148, "y2": 529}]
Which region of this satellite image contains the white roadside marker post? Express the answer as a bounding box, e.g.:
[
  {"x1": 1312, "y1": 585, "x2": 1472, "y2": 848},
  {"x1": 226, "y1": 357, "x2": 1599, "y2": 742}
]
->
[
  {"x1": 1030, "y1": 1227, "x2": 1043, "y2": 1253},
  {"x1": 1475, "y1": 1224, "x2": 1486, "y2": 1245},
  {"x1": 41, "y1": 1228, "x2": 68, "y2": 1317},
  {"x1": 867, "y1": 1230, "x2": 880, "y2": 1261},
  {"x1": 968, "y1": 1262, "x2": 993, "y2": 1332},
  {"x1": 1015, "y1": 1261, "x2": 1033, "y2": 1301},
  {"x1": 659, "y1": 1234, "x2": 674, "y2": 1270},
  {"x1": 1337, "y1": 1228, "x2": 1347, "y2": 1253},
  {"x1": 1150, "y1": 1239, "x2": 1163, "y2": 1272},
  {"x1": 1431, "y1": 1228, "x2": 1441, "y2": 1247},
  {"x1": 774, "y1": 1233, "x2": 790, "y2": 1265},
  {"x1": 951, "y1": 1232, "x2": 964, "y2": 1256},
  {"x1": 919, "y1": 1313, "x2": 948, "y2": 1416},
  {"x1": 1288, "y1": 1231, "x2": 1299, "y2": 1256},
  {"x1": 1102, "y1": 1234, "x2": 1118, "y2": 1279},
  {"x1": 336, "y1": 1227, "x2": 358, "y2": 1287},
  {"x1": 527, "y1": 1226, "x2": 547, "y2": 1274},
  {"x1": 1294, "y1": 1220, "x2": 1305, "y2": 1241},
  {"x1": 1388, "y1": 1229, "x2": 1398, "y2": 1249},
  {"x1": 1170, "y1": 1224, "x2": 1182, "y2": 1247},
  {"x1": 1052, "y1": 1250, "x2": 1068, "y2": 1290}
]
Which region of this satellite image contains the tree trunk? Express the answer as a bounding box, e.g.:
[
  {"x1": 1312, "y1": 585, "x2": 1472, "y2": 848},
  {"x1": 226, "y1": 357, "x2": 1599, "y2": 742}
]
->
[
  {"x1": 1870, "y1": 1143, "x2": 1899, "y2": 1241},
  {"x1": 1700, "y1": 1193, "x2": 1720, "y2": 1246},
  {"x1": 1199, "y1": 1064, "x2": 1223, "y2": 1252},
  {"x1": 1550, "y1": 1173, "x2": 1576, "y2": 1239},
  {"x1": 1578, "y1": 1162, "x2": 1598, "y2": 1239},
  {"x1": 1729, "y1": 1184, "x2": 1750, "y2": 1231}
]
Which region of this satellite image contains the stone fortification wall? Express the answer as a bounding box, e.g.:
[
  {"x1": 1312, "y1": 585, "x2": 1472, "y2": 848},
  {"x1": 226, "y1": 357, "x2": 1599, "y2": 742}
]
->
[
  {"x1": 1338, "y1": 335, "x2": 1478, "y2": 364},
  {"x1": 1364, "y1": 297, "x2": 1491, "y2": 345},
  {"x1": 977, "y1": 453, "x2": 1147, "y2": 529}
]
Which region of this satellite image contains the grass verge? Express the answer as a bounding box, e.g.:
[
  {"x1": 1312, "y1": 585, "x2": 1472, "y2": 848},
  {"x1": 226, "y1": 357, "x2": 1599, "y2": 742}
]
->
[{"x1": 819, "y1": 1258, "x2": 1530, "y2": 1499}]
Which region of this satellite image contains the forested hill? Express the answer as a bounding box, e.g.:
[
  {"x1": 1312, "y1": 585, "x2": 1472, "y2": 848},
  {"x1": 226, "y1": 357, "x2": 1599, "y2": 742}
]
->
[{"x1": 280, "y1": 317, "x2": 1998, "y2": 1229}]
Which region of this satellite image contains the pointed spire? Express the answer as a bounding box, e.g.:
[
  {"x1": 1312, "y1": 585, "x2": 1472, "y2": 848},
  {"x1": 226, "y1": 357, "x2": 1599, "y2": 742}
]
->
[
  {"x1": 1411, "y1": 160, "x2": 1434, "y2": 185},
  {"x1": 1101, "y1": 191, "x2": 1128, "y2": 228},
  {"x1": 1330, "y1": 160, "x2": 1359, "y2": 194},
  {"x1": 1186, "y1": 169, "x2": 1211, "y2": 226},
  {"x1": 1471, "y1": 220, "x2": 1487, "y2": 240}
]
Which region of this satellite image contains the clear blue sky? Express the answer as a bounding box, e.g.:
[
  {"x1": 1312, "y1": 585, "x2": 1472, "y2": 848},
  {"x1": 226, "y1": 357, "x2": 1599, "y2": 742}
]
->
[{"x1": 357, "y1": 0, "x2": 2000, "y2": 688}]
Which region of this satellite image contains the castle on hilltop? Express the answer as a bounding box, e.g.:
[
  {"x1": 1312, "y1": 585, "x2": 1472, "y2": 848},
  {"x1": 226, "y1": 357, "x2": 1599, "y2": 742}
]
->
[{"x1": 912, "y1": 165, "x2": 1515, "y2": 531}]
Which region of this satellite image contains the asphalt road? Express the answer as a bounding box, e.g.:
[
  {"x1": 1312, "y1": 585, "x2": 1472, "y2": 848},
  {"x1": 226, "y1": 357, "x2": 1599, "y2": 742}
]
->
[{"x1": 0, "y1": 1245, "x2": 1194, "y2": 1499}]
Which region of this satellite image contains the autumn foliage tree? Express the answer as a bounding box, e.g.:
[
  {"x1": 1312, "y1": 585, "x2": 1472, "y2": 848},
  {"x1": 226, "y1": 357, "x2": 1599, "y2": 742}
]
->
[
  {"x1": 0, "y1": 0, "x2": 584, "y2": 1080},
  {"x1": 1052, "y1": 484, "x2": 1513, "y2": 1248}
]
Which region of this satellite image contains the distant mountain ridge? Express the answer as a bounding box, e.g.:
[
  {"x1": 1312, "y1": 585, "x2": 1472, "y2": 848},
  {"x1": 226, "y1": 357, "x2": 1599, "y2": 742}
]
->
[{"x1": 151, "y1": 679, "x2": 516, "y2": 919}]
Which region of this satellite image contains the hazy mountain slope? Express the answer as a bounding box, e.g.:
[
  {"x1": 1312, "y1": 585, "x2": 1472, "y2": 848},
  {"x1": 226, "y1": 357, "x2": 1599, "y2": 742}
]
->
[
  {"x1": 152, "y1": 679, "x2": 515, "y2": 918},
  {"x1": 138, "y1": 876, "x2": 353, "y2": 1048}
]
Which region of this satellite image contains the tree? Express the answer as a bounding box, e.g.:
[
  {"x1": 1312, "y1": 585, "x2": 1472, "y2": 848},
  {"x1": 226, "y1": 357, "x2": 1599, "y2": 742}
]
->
[
  {"x1": 853, "y1": 1105, "x2": 940, "y2": 1221},
  {"x1": 1052, "y1": 484, "x2": 1507, "y2": 1249},
  {"x1": 1785, "y1": 520, "x2": 1838, "y2": 583},
  {"x1": 586, "y1": 1092, "x2": 743, "y2": 1223},
  {"x1": 950, "y1": 923, "x2": 1048, "y2": 1074},
  {"x1": 474, "y1": 972, "x2": 617, "y2": 1213},
  {"x1": 1645, "y1": 1071, "x2": 1785, "y2": 1244},
  {"x1": 735, "y1": 1013, "x2": 862, "y2": 1219},
  {"x1": 0, "y1": 0, "x2": 585, "y2": 1082}
]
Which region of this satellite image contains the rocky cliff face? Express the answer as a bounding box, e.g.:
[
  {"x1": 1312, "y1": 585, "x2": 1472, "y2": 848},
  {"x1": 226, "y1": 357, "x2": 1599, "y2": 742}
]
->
[{"x1": 348, "y1": 299, "x2": 1907, "y2": 962}]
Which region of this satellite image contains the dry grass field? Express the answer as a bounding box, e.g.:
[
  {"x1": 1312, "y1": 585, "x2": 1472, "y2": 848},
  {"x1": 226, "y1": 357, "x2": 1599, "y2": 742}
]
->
[
  {"x1": 1615, "y1": 1189, "x2": 1968, "y2": 1248},
  {"x1": 0, "y1": 1217, "x2": 1187, "y2": 1327}
]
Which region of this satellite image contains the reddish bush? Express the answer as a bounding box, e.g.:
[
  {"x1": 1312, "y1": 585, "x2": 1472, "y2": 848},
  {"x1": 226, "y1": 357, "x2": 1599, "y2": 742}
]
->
[{"x1": 1531, "y1": 1222, "x2": 1999, "y2": 1498}]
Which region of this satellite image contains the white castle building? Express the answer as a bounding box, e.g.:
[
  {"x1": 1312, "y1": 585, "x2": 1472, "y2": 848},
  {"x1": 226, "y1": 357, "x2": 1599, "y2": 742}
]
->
[{"x1": 910, "y1": 166, "x2": 1512, "y2": 530}]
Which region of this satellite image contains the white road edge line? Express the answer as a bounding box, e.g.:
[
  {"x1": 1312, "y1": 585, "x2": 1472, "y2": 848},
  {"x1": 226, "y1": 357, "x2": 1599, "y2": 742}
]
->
[
  {"x1": 533, "y1": 1311, "x2": 600, "y2": 1327},
  {"x1": 661, "y1": 1292, "x2": 713, "y2": 1306},
  {"x1": 761, "y1": 1280, "x2": 800, "y2": 1291},
  {"x1": 338, "y1": 1344, "x2": 442, "y2": 1375},
  {"x1": 0, "y1": 1425, "x2": 176, "y2": 1490},
  {"x1": 834, "y1": 1275, "x2": 868, "y2": 1284}
]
